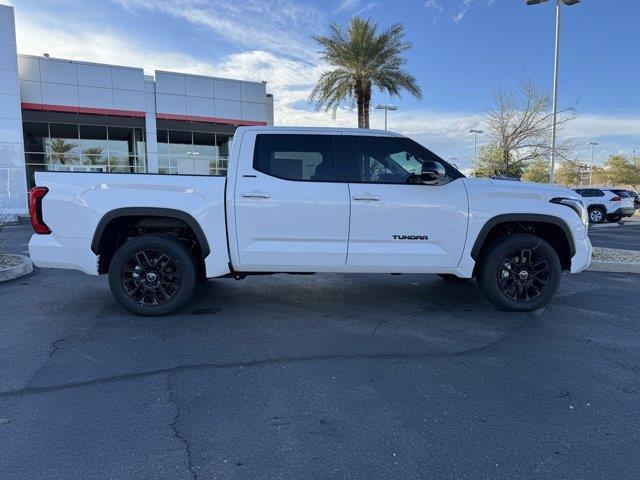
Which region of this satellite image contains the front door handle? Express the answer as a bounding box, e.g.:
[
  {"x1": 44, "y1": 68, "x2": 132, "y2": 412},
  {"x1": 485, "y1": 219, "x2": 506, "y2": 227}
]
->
[
  {"x1": 241, "y1": 191, "x2": 271, "y2": 199},
  {"x1": 352, "y1": 194, "x2": 380, "y2": 201}
]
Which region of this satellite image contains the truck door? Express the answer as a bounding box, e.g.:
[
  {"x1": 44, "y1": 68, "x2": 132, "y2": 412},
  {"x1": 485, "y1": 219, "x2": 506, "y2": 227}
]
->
[
  {"x1": 345, "y1": 135, "x2": 468, "y2": 269},
  {"x1": 233, "y1": 133, "x2": 350, "y2": 270}
]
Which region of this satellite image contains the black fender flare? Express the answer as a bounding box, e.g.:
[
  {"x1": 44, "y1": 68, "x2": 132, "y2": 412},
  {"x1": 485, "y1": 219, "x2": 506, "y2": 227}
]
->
[
  {"x1": 470, "y1": 213, "x2": 576, "y2": 259},
  {"x1": 90, "y1": 207, "x2": 210, "y2": 257}
]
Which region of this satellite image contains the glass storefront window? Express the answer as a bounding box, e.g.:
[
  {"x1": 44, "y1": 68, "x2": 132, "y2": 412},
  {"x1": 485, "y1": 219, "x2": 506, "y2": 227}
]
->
[
  {"x1": 47, "y1": 124, "x2": 80, "y2": 165},
  {"x1": 168, "y1": 130, "x2": 192, "y2": 156},
  {"x1": 108, "y1": 126, "x2": 134, "y2": 155},
  {"x1": 23, "y1": 120, "x2": 148, "y2": 184},
  {"x1": 217, "y1": 134, "x2": 233, "y2": 159},
  {"x1": 193, "y1": 132, "x2": 216, "y2": 157},
  {"x1": 80, "y1": 125, "x2": 107, "y2": 166},
  {"x1": 23, "y1": 122, "x2": 48, "y2": 153},
  {"x1": 135, "y1": 128, "x2": 146, "y2": 159},
  {"x1": 158, "y1": 156, "x2": 178, "y2": 174},
  {"x1": 156, "y1": 128, "x2": 233, "y2": 176},
  {"x1": 157, "y1": 129, "x2": 169, "y2": 155}
]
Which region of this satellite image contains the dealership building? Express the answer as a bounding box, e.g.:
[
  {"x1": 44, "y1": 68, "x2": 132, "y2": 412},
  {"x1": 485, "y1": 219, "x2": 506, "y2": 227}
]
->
[{"x1": 0, "y1": 4, "x2": 274, "y2": 215}]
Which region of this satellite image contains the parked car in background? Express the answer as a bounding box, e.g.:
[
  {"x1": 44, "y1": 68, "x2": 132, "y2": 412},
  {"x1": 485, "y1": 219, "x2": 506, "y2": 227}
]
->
[
  {"x1": 625, "y1": 190, "x2": 639, "y2": 209},
  {"x1": 604, "y1": 190, "x2": 636, "y2": 221},
  {"x1": 573, "y1": 188, "x2": 634, "y2": 223}
]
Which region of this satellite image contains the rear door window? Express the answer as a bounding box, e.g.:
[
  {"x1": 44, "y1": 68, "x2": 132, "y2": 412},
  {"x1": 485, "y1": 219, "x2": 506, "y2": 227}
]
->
[{"x1": 253, "y1": 134, "x2": 345, "y2": 182}]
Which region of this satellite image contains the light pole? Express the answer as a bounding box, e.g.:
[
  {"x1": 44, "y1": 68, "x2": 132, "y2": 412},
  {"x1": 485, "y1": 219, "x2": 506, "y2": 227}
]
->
[
  {"x1": 469, "y1": 129, "x2": 483, "y2": 169},
  {"x1": 526, "y1": 0, "x2": 581, "y2": 184},
  {"x1": 375, "y1": 104, "x2": 398, "y2": 131},
  {"x1": 588, "y1": 141, "x2": 598, "y2": 186}
]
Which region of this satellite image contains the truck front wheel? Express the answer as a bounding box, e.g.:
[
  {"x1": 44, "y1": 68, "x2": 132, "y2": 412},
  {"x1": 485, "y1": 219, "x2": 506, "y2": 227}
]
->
[
  {"x1": 476, "y1": 233, "x2": 561, "y2": 312},
  {"x1": 108, "y1": 235, "x2": 197, "y2": 316}
]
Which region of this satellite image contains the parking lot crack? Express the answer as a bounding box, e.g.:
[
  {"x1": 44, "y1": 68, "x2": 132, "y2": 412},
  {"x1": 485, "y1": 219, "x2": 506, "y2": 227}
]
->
[
  {"x1": 371, "y1": 318, "x2": 388, "y2": 336},
  {"x1": 3, "y1": 321, "x2": 530, "y2": 398},
  {"x1": 453, "y1": 320, "x2": 528, "y2": 357},
  {"x1": 22, "y1": 300, "x2": 116, "y2": 390},
  {"x1": 24, "y1": 333, "x2": 70, "y2": 389},
  {"x1": 167, "y1": 373, "x2": 197, "y2": 480}
]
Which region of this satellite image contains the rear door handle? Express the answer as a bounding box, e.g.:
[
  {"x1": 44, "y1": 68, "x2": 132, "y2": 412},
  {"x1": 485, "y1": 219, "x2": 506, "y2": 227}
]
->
[
  {"x1": 352, "y1": 194, "x2": 380, "y2": 201},
  {"x1": 241, "y1": 191, "x2": 271, "y2": 199}
]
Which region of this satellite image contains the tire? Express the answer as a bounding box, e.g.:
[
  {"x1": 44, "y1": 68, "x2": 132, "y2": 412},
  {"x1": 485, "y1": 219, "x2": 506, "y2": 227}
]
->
[
  {"x1": 588, "y1": 206, "x2": 606, "y2": 224},
  {"x1": 108, "y1": 234, "x2": 197, "y2": 316},
  {"x1": 476, "y1": 233, "x2": 561, "y2": 312},
  {"x1": 437, "y1": 274, "x2": 469, "y2": 282}
]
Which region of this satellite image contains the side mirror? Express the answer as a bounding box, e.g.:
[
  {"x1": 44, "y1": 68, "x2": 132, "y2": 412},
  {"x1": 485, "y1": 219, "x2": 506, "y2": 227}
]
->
[{"x1": 421, "y1": 161, "x2": 446, "y2": 185}]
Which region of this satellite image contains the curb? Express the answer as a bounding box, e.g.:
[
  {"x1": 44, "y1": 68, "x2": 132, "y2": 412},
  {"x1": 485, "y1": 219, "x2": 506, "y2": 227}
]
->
[
  {"x1": 586, "y1": 261, "x2": 640, "y2": 274},
  {"x1": 0, "y1": 255, "x2": 33, "y2": 282}
]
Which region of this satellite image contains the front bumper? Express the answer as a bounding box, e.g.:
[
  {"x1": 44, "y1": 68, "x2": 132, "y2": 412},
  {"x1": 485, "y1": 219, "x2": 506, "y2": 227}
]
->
[{"x1": 570, "y1": 228, "x2": 592, "y2": 274}]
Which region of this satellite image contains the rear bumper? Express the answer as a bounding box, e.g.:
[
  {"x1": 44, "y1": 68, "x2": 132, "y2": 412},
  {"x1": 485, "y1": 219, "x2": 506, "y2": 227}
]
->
[
  {"x1": 610, "y1": 207, "x2": 635, "y2": 218},
  {"x1": 28, "y1": 234, "x2": 98, "y2": 275}
]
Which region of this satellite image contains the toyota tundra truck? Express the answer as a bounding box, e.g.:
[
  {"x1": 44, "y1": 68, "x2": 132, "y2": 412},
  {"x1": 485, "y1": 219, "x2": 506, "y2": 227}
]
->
[{"x1": 28, "y1": 127, "x2": 592, "y2": 315}]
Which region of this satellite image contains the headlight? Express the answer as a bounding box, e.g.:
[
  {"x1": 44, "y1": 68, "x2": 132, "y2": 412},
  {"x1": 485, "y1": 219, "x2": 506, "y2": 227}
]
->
[{"x1": 550, "y1": 197, "x2": 588, "y2": 226}]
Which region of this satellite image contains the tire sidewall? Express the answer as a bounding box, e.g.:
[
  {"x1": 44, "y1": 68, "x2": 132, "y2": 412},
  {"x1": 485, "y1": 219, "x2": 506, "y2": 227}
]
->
[
  {"x1": 108, "y1": 235, "x2": 196, "y2": 316},
  {"x1": 477, "y1": 233, "x2": 562, "y2": 312}
]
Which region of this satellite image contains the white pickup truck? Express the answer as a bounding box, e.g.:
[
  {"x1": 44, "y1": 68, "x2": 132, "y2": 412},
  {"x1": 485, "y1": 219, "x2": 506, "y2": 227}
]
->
[{"x1": 28, "y1": 127, "x2": 592, "y2": 315}]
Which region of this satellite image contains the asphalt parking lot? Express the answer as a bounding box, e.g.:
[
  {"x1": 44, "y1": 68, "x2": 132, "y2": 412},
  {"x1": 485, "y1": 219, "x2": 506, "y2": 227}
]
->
[
  {"x1": 589, "y1": 221, "x2": 640, "y2": 251},
  {"x1": 1, "y1": 223, "x2": 639, "y2": 479}
]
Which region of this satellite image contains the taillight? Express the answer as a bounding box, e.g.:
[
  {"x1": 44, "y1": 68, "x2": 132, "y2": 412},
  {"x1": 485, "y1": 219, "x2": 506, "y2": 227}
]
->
[
  {"x1": 29, "y1": 186, "x2": 51, "y2": 234},
  {"x1": 611, "y1": 196, "x2": 621, "y2": 202}
]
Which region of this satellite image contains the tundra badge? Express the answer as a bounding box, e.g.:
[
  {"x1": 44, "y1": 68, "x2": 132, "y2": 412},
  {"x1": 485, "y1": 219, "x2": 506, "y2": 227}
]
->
[{"x1": 392, "y1": 235, "x2": 429, "y2": 240}]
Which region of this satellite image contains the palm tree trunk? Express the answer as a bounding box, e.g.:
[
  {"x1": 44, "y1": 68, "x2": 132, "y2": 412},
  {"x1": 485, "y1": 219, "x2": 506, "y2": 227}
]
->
[
  {"x1": 357, "y1": 98, "x2": 365, "y2": 128},
  {"x1": 355, "y1": 79, "x2": 365, "y2": 128},
  {"x1": 363, "y1": 83, "x2": 372, "y2": 129}
]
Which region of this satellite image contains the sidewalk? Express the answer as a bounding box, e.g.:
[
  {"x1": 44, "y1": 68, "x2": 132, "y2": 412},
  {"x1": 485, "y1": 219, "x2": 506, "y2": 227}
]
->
[{"x1": 0, "y1": 223, "x2": 32, "y2": 256}]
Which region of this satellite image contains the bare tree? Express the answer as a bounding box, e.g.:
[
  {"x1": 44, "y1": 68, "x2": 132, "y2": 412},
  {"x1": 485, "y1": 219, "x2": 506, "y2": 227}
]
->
[{"x1": 479, "y1": 78, "x2": 576, "y2": 177}]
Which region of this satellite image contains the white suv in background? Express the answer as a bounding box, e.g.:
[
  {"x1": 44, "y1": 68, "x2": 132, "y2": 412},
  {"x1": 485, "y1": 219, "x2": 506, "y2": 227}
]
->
[{"x1": 574, "y1": 188, "x2": 635, "y2": 223}]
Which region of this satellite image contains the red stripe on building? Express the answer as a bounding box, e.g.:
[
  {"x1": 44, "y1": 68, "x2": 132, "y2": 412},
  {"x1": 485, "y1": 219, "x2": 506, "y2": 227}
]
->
[
  {"x1": 156, "y1": 113, "x2": 267, "y2": 126},
  {"x1": 21, "y1": 102, "x2": 146, "y2": 118},
  {"x1": 21, "y1": 102, "x2": 267, "y2": 126}
]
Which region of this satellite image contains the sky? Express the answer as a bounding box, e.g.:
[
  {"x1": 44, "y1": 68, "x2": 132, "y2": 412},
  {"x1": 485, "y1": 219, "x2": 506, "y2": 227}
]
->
[{"x1": 3, "y1": 0, "x2": 639, "y2": 171}]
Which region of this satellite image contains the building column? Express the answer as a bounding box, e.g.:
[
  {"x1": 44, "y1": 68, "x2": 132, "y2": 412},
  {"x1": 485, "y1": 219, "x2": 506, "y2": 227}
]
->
[
  {"x1": 144, "y1": 76, "x2": 158, "y2": 173},
  {"x1": 0, "y1": 5, "x2": 27, "y2": 215}
]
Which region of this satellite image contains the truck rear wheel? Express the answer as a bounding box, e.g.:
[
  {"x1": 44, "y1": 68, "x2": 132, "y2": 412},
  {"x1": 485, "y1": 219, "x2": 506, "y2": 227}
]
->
[
  {"x1": 476, "y1": 233, "x2": 561, "y2": 312},
  {"x1": 108, "y1": 234, "x2": 196, "y2": 316}
]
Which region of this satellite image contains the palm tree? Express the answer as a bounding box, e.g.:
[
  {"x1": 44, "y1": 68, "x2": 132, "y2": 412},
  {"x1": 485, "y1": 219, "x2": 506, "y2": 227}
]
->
[
  {"x1": 48, "y1": 138, "x2": 77, "y2": 165},
  {"x1": 82, "y1": 147, "x2": 104, "y2": 165},
  {"x1": 309, "y1": 17, "x2": 422, "y2": 129}
]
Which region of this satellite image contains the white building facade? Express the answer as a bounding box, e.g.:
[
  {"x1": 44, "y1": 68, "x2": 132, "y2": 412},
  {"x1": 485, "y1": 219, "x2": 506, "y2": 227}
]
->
[{"x1": 0, "y1": 4, "x2": 274, "y2": 215}]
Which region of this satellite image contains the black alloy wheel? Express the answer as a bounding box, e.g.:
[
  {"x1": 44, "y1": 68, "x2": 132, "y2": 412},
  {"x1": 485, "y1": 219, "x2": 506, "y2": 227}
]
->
[
  {"x1": 497, "y1": 248, "x2": 550, "y2": 302},
  {"x1": 476, "y1": 233, "x2": 561, "y2": 312},
  {"x1": 122, "y1": 248, "x2": 181, "y2": 306},
  {"x1": 109, "y1": 235, "x2": 197, "y2": 316}
]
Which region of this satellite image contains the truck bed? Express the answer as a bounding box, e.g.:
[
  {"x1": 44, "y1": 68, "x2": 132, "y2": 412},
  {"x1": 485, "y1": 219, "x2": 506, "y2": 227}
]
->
[{"x1": 29, "y1": 171, "x2": 229, "y2": 276}]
